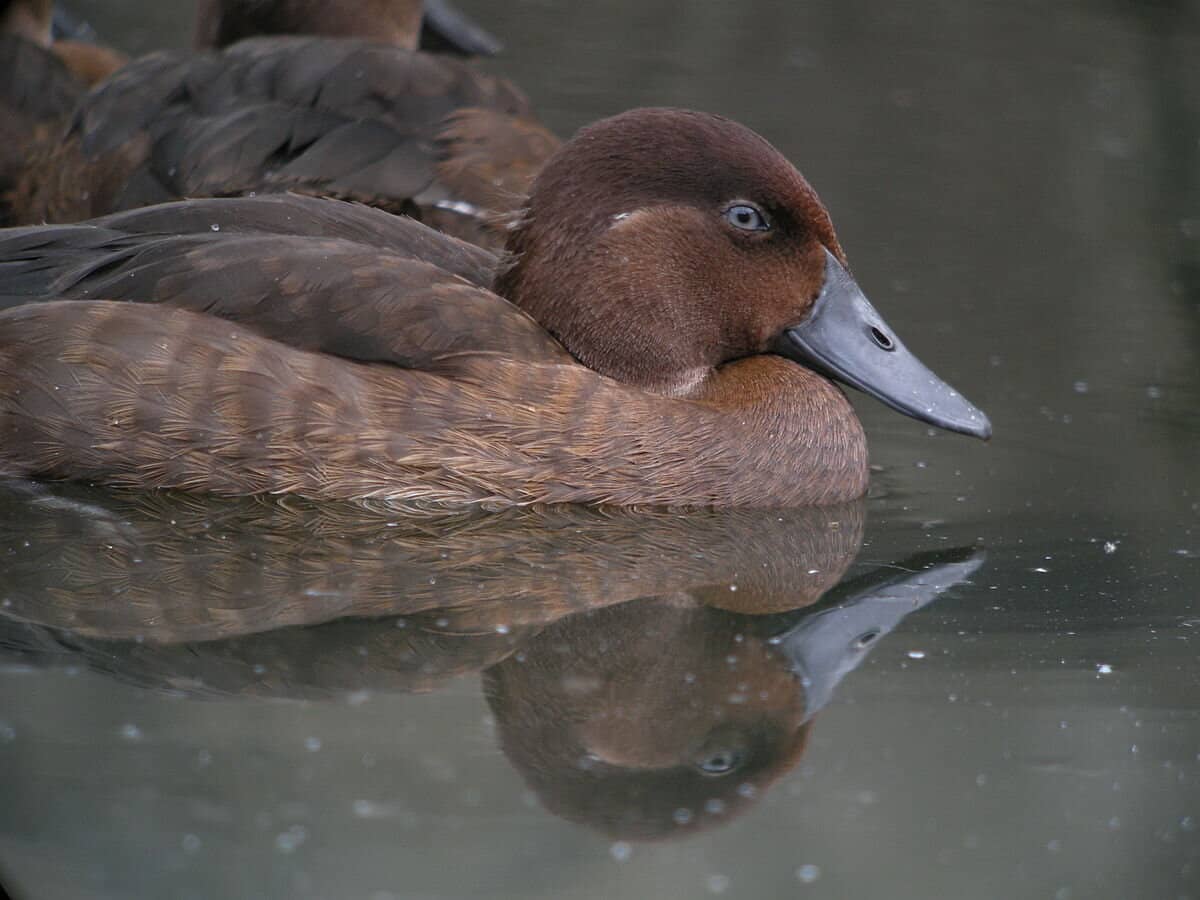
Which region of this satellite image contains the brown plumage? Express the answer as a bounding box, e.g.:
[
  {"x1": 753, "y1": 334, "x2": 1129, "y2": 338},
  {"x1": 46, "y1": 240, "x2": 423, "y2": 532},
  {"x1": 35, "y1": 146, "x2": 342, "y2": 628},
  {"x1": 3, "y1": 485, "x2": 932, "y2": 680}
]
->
[
  {"x1": 0, "y1": 2, "x2": 126, "y2": 225},
  {"x1": 193, "y1": 0, "x2": 502, "y2": 56},
  {"x1": 195, "y1": 0, "x2": 424, "y2": 49},
  {"x1": 0, "y1": 109, "x2": 990, "y2": 508},
  {"x1": 8, "y1": 34, "x2": 558, "y2": 248}
]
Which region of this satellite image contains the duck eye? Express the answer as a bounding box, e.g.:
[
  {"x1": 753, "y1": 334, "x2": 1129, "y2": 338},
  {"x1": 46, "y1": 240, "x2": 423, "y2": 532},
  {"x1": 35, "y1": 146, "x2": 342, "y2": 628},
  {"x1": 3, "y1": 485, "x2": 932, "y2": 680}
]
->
[
  {"x1": 724, "y1": 204, "x2": 770, "y2": 232},
  {"x1": 694, "y1": 748, "x2": 745, "y2": 776}
]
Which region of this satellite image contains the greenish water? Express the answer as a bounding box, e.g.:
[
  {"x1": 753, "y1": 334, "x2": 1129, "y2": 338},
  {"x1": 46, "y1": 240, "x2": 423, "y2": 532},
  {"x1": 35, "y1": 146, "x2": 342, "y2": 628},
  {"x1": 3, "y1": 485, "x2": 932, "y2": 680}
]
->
[{"x1": 1, "y1": 1, "x2": 1198, "y2": 898}]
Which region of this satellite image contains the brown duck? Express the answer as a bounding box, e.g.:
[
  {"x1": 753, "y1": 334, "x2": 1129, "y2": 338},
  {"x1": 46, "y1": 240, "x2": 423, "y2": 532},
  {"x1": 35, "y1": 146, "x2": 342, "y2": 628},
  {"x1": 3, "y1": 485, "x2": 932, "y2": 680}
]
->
[
  {"x1": 0, "y1": 108, "x2": 991, "y2": 508},
  {"x1": 9, "y1": 2, "x2": 558, "y2": 248}
]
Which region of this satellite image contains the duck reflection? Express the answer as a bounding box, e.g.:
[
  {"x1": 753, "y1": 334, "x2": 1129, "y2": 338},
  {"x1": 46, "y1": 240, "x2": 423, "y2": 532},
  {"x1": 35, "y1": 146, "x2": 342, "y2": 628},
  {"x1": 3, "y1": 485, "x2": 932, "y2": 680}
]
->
[{"x1": 0, "y1": 479, "x2": 981, "y2": 839}]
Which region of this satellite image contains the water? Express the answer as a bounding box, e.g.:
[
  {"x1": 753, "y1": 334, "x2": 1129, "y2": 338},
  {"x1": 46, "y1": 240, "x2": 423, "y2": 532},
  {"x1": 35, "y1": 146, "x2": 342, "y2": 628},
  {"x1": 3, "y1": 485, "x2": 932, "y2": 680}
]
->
[{"x1": 1, "y1": 1, "x2": 1198, "y2": 898}]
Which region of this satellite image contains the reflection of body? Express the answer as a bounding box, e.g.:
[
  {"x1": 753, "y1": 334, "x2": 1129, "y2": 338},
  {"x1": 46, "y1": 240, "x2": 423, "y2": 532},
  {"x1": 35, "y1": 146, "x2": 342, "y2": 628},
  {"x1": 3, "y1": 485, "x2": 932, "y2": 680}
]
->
[{"x1": 0, "y1": 481, "x2": 980, "y2": 838}]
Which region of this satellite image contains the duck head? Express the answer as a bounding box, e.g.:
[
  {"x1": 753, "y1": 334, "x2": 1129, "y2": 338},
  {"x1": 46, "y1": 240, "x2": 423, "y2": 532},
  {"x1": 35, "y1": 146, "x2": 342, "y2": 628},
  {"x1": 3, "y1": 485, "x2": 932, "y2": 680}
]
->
[
  {"x1": 497, "y1": 108, "x2": 991, "y2": 440},
  {"x1": 193, "y1": 0, "x2": 500, "y2": 56}
]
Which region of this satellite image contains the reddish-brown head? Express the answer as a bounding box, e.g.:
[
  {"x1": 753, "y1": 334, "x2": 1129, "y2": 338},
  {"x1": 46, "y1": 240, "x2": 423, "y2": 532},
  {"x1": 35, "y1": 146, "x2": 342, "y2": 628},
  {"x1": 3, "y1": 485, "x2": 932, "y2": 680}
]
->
[
  {"x1": 496, "y1": 108, "x2": 847, "y2": 394},
  {"x1": 497, "y1": 108, "x2": 992, "y2": 440}
]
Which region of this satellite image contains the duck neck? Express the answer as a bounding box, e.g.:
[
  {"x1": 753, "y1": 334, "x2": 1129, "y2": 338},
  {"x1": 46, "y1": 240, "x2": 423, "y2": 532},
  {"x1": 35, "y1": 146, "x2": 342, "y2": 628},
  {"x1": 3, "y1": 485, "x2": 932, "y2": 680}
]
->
[{"x1": 683, "y1": 356, "x2": 869, "y2": 506}]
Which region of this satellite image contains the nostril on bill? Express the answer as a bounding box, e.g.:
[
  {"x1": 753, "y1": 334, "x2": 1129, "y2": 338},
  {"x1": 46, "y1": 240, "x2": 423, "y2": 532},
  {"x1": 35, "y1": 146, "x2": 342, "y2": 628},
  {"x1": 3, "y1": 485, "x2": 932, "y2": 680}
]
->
[{"x1": 869, "y1": 326, "x2": 894, "y2": 350}]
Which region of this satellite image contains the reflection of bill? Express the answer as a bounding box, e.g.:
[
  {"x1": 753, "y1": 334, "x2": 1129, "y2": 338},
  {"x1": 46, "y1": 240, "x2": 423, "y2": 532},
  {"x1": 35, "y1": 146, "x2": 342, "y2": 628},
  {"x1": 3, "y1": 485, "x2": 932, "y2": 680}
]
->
[
  {"x1": 776, "y1": 549, "x2": 987, "y2": 722},
  {"x1": 0, "y1": 479, "x2": 980, "y2": 838},
  {"x1": 486, "y1": 548, "x2": 984, "y2": 839}
]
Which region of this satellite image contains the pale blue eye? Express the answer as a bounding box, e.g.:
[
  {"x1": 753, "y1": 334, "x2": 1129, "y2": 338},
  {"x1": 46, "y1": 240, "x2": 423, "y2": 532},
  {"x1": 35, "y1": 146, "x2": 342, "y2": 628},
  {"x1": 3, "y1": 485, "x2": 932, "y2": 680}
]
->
[{"x1": 724, "y1": 204, "x2": 770, "y2": 232}]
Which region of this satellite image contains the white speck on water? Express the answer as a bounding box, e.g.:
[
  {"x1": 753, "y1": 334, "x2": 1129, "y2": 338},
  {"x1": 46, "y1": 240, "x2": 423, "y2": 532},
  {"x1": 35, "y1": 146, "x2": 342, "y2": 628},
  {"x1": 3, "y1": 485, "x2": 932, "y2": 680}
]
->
[
  {"x1": 346, "y1": 690, "x2": 371, "y2": 706},
  {"x1": 705, "y1": 798, "x2": 726, "y2": 815},
  {"x1": 907, "y1": 650, "x2": 926, "y2": 659},
  {"x1": 1047, "y1": 839, "x2": 1062, "y2": 853},
  {"x1": 210, "y1": 223, "x2": 220, "y2": 231},
  {"x1": 795, "y1": 864, "x2": 821, "y2": 883},
  {"x1": 181, "y1": 833, "x2": 202, "y2": 854},
  {"x1": 119, "y1": 723, "x2": 143, "y2": 742},
  {"x1": 1108, "y1": 816, "x2": 1121, "y2": 830},
  {"x1": 673, "y1": 807, "x2": 693, "y2": 825},
  {"x1": 609, "y1": 841, "x2": 632, "y2": 862},
  {"x1": 807, "y1": 568, "x2": 820, "y2": 575},
  {"x1": 1146, "y1": 385, "x2": 1162, "y2": 399},
  {"x1": 737, "y1": 782, "x2": 756, "y2": 799},
  {"x1": 495, "y1": 624, "x2": 510, "y2": 634},
  {"x1": 304, "y1": 736, "x2": 322, "y2": 752},
  {"x1": 915, "y1": 460, "x2": 928, "y2": 469},
  {"x1": 1181, "y1": 816, "x2": 1196, "y2": 832},
  {"x1": 1033, "y1": 567, "x2": 1049, "y2": 573},
  {"x1": 1097, "y1": 664, "x2": 1113, "y2": 675},
  {"x1": 196, "y1": 749, "x2": 212, "y2": 768},
  {"x1": 706, "y1": 874, "x2": 730, "y2": 894},
  {"x1": 274, "y1": 825, "x2": 307, "y2": 854},
  {"x1": 1103, "y1": 541, "x2": 1119, "y2": 554},
  {"x1": 976, "y1": 773, "x2": 988, "y2": 787},
  {"x1": 1073, "y1": 380, "x2": 1089, "y2": 394},
  {"x1": 728, "y1": 584, "x2": 737, "y2": 592}
]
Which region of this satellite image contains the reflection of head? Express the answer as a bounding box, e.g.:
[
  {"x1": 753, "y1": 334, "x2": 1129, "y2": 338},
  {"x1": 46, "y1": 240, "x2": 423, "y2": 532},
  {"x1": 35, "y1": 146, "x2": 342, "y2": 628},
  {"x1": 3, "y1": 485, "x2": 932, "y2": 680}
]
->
[{"x1": 484, "y1": 599, "x2": 812, "y2": 840}]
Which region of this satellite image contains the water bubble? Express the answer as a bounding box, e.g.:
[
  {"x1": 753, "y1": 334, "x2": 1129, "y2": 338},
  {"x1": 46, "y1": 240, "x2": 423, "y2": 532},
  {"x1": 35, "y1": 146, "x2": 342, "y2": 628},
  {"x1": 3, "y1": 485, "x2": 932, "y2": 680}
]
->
[
  {"x1": 672, "y1": 807, "x2": 693, "y2": 825},
  {"x1": 274, "y1": 825, "x2": 307, "y2": 854},
  {"x1": 304, "y1": 736, "x2": 322, "y2": 752},
  {"x1": 210, "y1": 223, "x2": 220, "y2": 232},
  {"x1": 736, "y1": 782, "x2": 756, "y2": 799},
  {"x1": 795, "y1": 864, "x2": 821, "y2": 883},
  {"x1": 1146, "y1": 385, "x2": 1162, "y2": 400},
  {"x1": 704, "y1": 798, "x2": 726, "y2": 815},
  {"x1": 181, "y1": 833, "x2": 202, "y2": 854},
  {"x1": 706, "y1": 874, "x2": 730, "y2": 894},
  {"x1": 609, "y1": 841, "x2": 632, "y2": 862},
  {"x1": 118, "y1": 723, "x2": 143, "y2": 742}
]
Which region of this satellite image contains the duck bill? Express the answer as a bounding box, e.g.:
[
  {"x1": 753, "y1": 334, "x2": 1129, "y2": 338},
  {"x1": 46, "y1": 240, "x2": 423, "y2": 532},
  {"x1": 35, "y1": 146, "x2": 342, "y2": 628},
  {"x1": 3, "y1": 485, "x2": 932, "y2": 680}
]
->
[
  {"x1": 772, "y1": 547, "x2": 986, "y2": 721},
  {"x1": 776, "y1": 249, "x2": 992, "y2": 440},
  {"x1": 420, "y1": 0, "x2": 503, "y2": 57}
]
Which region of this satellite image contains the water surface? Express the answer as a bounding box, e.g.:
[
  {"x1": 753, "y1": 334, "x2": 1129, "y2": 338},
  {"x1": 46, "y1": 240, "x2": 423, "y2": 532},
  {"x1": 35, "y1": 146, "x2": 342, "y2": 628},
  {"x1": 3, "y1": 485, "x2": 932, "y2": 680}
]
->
[{"x1": 1, "y1": 1, "x2": 1197, "y2": 898}]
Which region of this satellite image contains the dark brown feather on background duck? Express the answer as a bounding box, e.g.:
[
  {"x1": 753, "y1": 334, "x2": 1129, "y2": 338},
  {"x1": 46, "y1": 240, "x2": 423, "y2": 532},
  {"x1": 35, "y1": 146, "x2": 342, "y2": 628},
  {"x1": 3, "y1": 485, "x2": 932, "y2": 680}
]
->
[
  {"x1": 194, "y1": 0, "x2": 503, "y2": 57},
  {"x1": 9, "y1": 33, "x2": 559, "y2": 248},
  {"x1": 0, "y1": 110, "x2": 990, "y2": 508}
]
